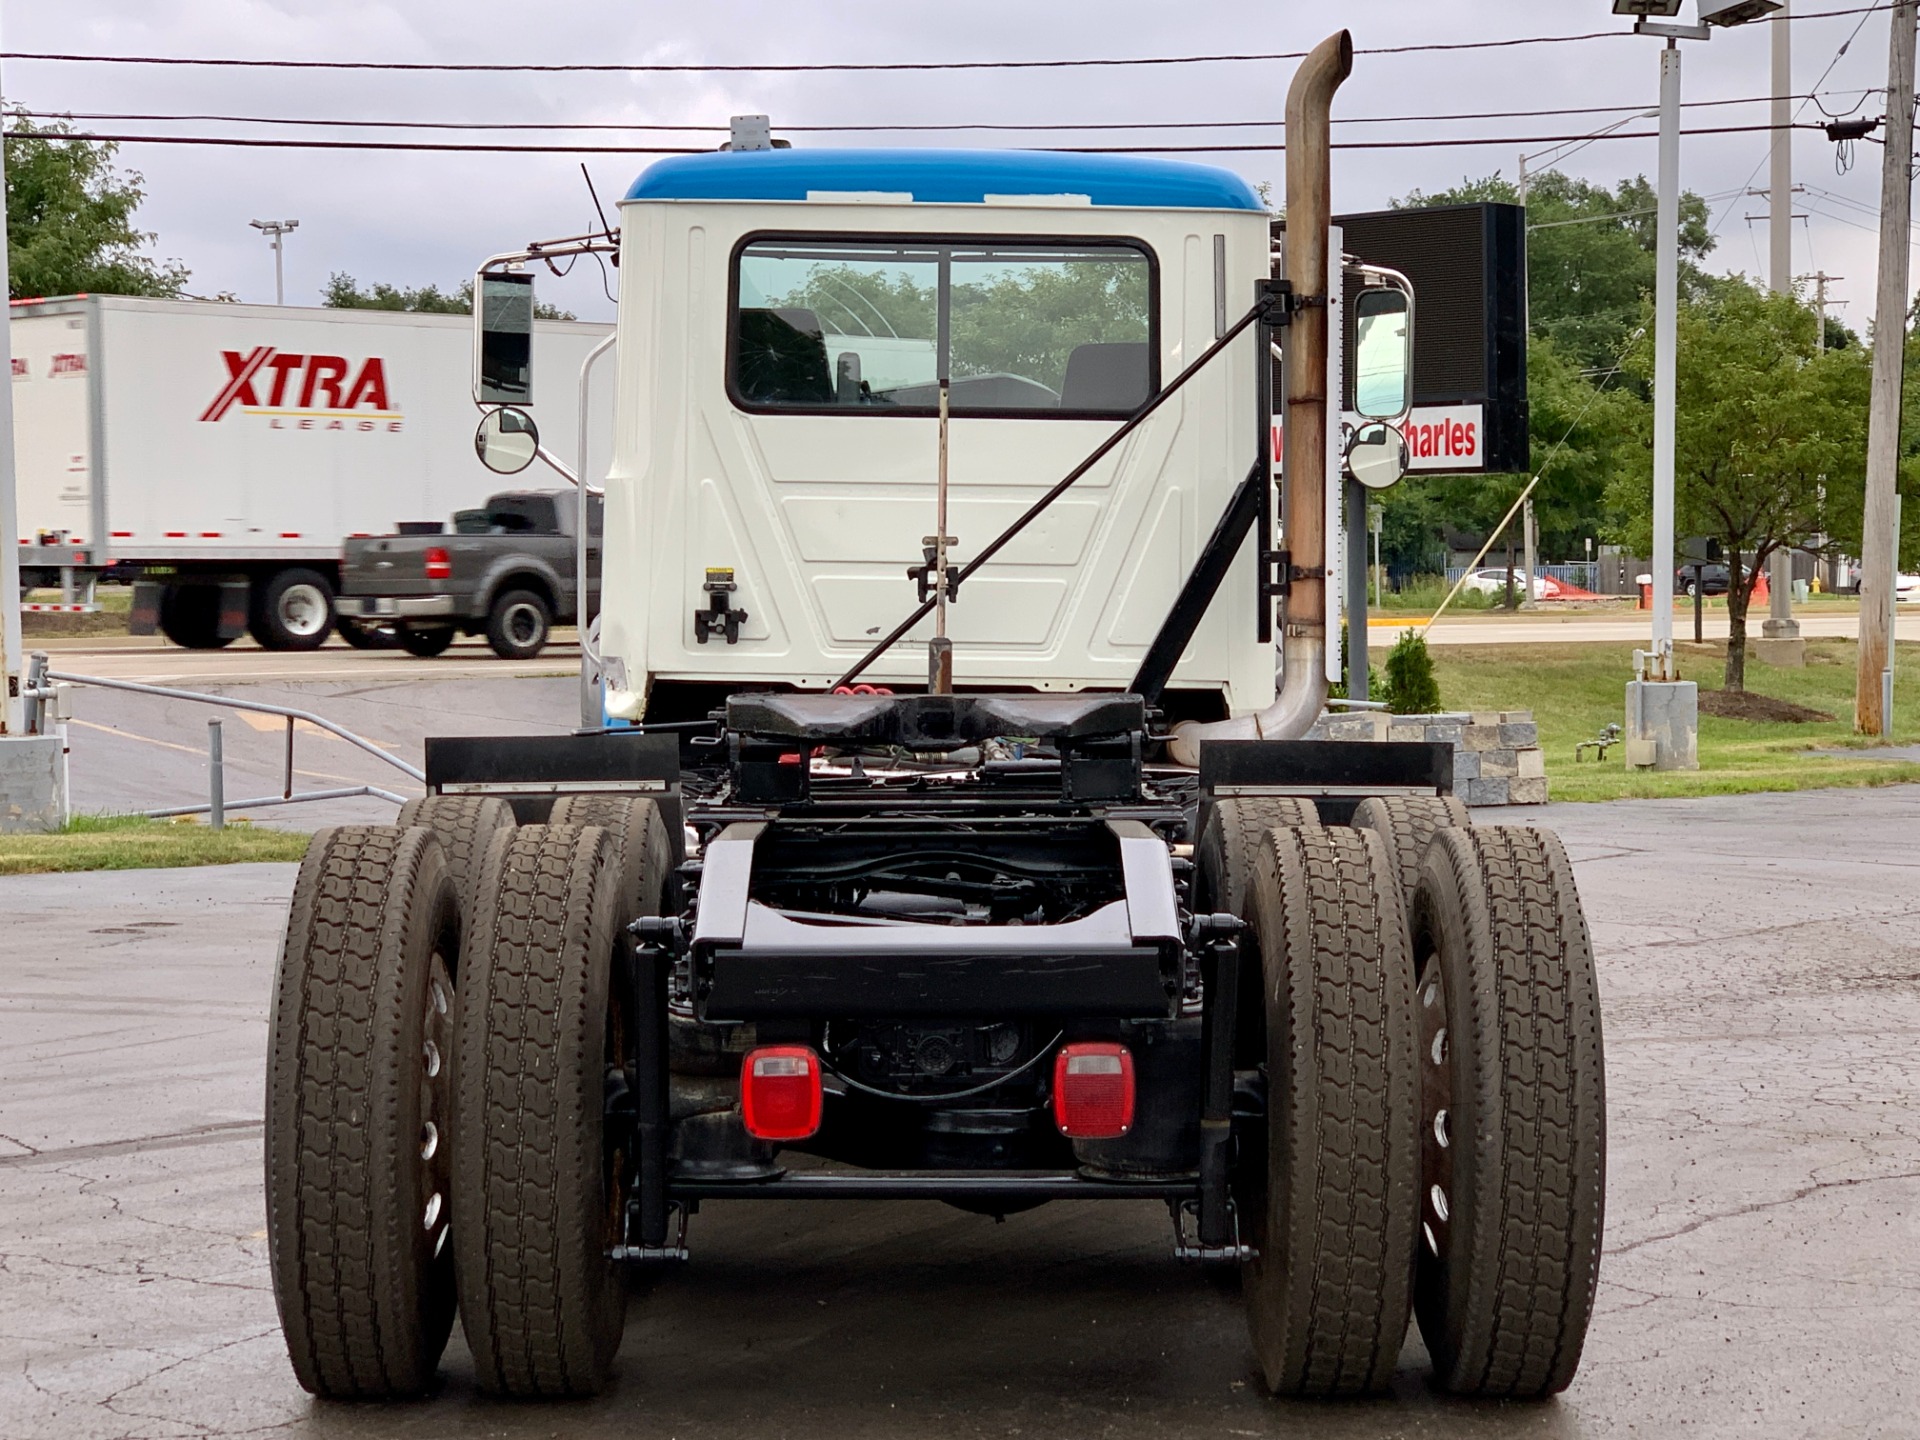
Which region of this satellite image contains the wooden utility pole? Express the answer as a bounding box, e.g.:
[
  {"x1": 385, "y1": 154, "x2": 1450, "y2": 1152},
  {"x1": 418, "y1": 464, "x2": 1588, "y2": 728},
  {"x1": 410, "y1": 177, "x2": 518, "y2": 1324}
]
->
[
  {"x1": 1857, "y1": 0, "x2": 1918, "y2": 735},
  {"x1": 1810, "y1": 271, "x2": 1843, "y2": 349}
]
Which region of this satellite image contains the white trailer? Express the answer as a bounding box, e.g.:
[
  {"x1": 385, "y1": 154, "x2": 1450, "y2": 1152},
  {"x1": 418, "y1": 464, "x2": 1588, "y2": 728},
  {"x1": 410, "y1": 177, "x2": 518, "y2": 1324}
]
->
[{"x1": 9, "y1": 295, "x2": 611, "y2": 648}]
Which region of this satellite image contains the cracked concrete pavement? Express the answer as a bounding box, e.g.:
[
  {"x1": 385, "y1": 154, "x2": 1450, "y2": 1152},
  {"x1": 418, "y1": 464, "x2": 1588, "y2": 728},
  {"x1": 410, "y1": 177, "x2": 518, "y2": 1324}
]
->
[{"x1": 1, "y1": 787, "x2": 1917, "y2": 1438}]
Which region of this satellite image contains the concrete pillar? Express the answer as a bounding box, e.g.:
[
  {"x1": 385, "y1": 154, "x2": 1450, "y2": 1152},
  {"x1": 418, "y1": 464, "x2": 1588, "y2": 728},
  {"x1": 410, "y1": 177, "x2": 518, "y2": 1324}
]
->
[{"x1": 0, "y1": 735, "x2": 68, "y2": 833}]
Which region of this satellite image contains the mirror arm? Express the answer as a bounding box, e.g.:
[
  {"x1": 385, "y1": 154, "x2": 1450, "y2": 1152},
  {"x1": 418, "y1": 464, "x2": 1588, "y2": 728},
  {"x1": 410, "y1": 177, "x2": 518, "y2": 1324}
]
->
[{"x1": 533, "y1": 445, "x2": 601, "y2": 496}]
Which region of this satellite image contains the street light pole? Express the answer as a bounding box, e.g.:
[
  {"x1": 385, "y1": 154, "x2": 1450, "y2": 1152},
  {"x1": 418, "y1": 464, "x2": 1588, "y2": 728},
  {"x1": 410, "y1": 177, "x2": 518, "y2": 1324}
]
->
[
  {"x1": 1649, "y1": 39, "x2": 1682, "y2": 680},
  {"x1": 1763, "y1": 1, "x2": 1804, "y2": 650},
  {"x1": 0, "y1": 10, "x2": 27, "y2": 736},
  {"x1": 250, "y1": 219, "x2": 299, "y2": 306}
]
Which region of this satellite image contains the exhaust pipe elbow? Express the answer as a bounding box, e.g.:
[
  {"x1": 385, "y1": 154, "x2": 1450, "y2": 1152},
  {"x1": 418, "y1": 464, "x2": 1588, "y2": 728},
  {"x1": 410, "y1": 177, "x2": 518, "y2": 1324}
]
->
[{"x1": 1165, "y1": 633, "x2": 1326, "y2": 767}]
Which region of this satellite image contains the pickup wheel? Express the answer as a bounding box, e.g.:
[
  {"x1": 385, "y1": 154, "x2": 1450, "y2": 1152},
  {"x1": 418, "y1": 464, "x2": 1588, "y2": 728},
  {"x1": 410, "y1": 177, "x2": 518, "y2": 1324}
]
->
[
  {"x1": 397, "y1": 795, "x2": 515, "y2": 912},
  {"x1": 337, "y1": 617, "x2": 398, "y2": 650},
  {"x1": 452, "y1": 824, "x2": 629, "y2": 1397},
  {"x1": 265, "y1": 825, "x2": 460, "y2": 1398},
  {"x1": 1238, "y1": 824, "x2": 1420, "y2": 1397},
  {"x1": 399, "y1": 626, "x2": 456, "y2": 658},
  {"x1": 250, "y1": 567, "x2": 336, "y2": 651},
  {"x1": 1410, "y1": 826, "x2": 1606, "y2": 1398},
  {"x1": 486, "y1": 589, "x2": 551, "y2": 660},
  {"x1": 157, "y1": 584, "x2": 234, "y2": 650}
]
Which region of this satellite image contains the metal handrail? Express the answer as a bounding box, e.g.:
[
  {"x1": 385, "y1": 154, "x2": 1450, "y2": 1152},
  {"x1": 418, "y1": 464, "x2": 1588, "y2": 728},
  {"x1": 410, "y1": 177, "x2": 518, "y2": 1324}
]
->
[{"x1": 45, "y1": 670, "x2": 425, "y2": 783}]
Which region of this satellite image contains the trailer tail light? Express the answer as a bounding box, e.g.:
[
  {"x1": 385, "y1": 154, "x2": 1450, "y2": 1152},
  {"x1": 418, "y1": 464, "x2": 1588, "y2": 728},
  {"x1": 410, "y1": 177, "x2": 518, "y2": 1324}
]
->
[
  {"x1": 425, "y1": 546, "x2": 452, "y2": 581},
  {"x1": 1052, "y1": 1043, "x2": 1135, "y2": 1139},
  {"x1": 741, "y1": 1046, "x2": 823, "y2": 1141}
]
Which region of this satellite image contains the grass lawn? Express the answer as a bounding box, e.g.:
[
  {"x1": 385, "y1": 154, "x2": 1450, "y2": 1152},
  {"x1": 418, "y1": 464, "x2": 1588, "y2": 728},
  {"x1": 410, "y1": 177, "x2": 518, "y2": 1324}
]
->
[
  {"x1": 1430, "y1": 637, "x2": 1920, "y2": 802},
  {"x1": 0, "y1": 813, "x2": 312, "y2": 876},
  {"x1": 21, "y1": 585, "x2": 135, "y2": 638}
]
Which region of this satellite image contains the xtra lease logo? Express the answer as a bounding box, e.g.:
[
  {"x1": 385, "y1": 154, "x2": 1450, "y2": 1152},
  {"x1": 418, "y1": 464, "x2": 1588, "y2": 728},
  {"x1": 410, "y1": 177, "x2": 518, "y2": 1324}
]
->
[{"x1": 199, "y1": 348, "x2": 403, "y2": 431}]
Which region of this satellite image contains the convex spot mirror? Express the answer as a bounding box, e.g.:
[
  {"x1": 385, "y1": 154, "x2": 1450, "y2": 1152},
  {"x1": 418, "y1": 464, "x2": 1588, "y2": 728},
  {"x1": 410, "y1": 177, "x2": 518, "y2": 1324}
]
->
[
  {"x1": 477, "y1": 272, "x2": 535, "y2": 405},
  {"x1": 1352, "y1": 287, "x2": 1412, "y2": 422},
  {"x1": 1346, "y1": 421, "x2": 1409, "y2": 491},
  {"x1": 475, "y1": 406, "x2": 540, "y2": 475}
]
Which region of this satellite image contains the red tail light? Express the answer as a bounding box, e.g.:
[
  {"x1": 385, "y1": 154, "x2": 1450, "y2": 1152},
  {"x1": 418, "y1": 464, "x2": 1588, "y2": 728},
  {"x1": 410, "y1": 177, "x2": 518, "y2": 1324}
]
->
[
  {"x1": 424, "y1": 546, "x2": 452, "y2": 581},
  {"x1": 741, "y1": 1046, "x2": 823, "y2": 1141},
  {"x1": 1052, "y1": 1043, "x2": 1135, "y2": 1139}
]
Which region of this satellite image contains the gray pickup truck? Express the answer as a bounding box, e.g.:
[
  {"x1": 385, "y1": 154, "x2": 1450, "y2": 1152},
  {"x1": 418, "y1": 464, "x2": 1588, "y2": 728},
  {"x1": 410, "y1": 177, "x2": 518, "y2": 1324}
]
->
[{"x1": 338, "y1": 489, "x2": 599, "y2": 659}]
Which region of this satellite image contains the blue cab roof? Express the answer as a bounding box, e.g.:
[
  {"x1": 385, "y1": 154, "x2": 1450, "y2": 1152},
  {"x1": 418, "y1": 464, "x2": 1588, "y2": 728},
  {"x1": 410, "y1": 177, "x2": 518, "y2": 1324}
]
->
[{"x1": 625, "y1": 149, "x2": 1265, "y2": 212}]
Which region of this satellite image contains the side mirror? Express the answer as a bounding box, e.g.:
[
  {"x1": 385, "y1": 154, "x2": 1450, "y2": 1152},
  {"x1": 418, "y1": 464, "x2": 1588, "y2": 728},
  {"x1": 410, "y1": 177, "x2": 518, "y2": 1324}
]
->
[
  {"x1": 475, "y1": 406, "x2": 540, "y2": 475},
  {"x1": 477, "y1": 273, "x2": 535, "y2": 405},
  {"x1": 1352, "y1": 286, "x2": 1412, "y2": 422},
  {"x1": 1345, "y1": 422, "x2": 1409, "y2": 491}
]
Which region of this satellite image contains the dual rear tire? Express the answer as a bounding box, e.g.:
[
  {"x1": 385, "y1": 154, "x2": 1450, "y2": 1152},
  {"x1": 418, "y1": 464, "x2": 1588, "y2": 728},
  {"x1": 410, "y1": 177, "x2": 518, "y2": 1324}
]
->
[
  {"x1": 265, "y1": 826, "x2": 460, "y2": 1397},
  {"x1": 267, "y1": 798, "x2": 673, "y2": 1400},
  {"x1": 1201, "y1": 795, "x2": 1605, "y2": 1400}
]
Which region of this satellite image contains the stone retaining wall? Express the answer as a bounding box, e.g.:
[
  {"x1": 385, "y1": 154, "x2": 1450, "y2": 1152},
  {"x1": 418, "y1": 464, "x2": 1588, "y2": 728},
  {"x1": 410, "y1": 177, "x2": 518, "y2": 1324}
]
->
[{"x1": 1304, "y1": 710, "x2": 1548, "y2": 806}]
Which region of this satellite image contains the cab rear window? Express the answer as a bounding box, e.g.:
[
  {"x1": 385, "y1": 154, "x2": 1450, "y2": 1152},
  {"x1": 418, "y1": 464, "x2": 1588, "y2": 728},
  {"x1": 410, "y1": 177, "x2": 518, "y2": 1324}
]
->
[{"x1": 730, "y1": 236, "x2": 1157, "y2": 418}]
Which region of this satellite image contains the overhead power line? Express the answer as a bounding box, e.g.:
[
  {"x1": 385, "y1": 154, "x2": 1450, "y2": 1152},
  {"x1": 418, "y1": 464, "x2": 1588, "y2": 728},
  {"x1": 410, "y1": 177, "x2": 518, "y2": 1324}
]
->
[
  {"x1": 0, "y1": 33, "x2": 1637, "y2": 73},
  {"x1": 0, "y1": 121, "x2": 1829, "y2": 157},
  {"x1": 0, "y1": 6, "x2": 1893, "y2": 76},
  {"x1": 5, "y1": 91, "x2": 1885, "y2": 137}
]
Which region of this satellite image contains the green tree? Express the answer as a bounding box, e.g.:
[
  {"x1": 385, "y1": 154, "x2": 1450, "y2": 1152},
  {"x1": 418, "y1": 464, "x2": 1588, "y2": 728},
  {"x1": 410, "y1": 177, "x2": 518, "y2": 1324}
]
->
[
  {"x1": 1818, "y1": 333, "x2": 1920, "y2": 574},
  {"x1": 1613, "y1": 279, "x2": 1870, "y2": 691},
  {"x1": 5, "y1": 114, "x2": 188, "y2": 299},
  {"x1": 1381, "y1": 630, "x2": 1442, "y2": 715},
  {"x1": 323, "y1": 273, "x2": 575, "y2": 320},
  {"x1": 1377, "y1": 337, "x2": 1645, "y2": 590}
]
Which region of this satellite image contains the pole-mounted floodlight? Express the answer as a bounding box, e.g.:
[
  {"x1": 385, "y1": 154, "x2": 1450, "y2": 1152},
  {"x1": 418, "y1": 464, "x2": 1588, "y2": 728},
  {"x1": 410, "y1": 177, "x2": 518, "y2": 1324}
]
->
[
  {"x1": 1699, "y1": 0, "x2": 1785, "y2": 24},
  {"x1": 1613, "y1": 0, "x2": 1782, "y2": 769},
  {"x1": 250, "y1": 218, "x2": 300, "y2": 306}
]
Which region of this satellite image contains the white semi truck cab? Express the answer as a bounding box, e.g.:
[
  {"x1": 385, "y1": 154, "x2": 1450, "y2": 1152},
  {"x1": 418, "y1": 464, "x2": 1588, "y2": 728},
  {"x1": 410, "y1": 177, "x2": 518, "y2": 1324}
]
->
[
  {"x1": 472, "y1": 132, "x2": 1418, "y2": 734},
  {"x1": 263, "y1": 34, "x2": 1608, "y2": 1413}
]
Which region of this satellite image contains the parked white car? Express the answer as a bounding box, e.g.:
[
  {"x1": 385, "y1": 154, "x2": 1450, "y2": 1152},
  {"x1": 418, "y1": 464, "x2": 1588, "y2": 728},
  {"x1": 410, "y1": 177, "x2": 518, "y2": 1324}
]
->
[
  {"x1": 1897, "y1": 572, "x2": 1920, "y2": 604},
  {"x1": 1461, "y1": 568, "x2": 1551, "y2": 600}
]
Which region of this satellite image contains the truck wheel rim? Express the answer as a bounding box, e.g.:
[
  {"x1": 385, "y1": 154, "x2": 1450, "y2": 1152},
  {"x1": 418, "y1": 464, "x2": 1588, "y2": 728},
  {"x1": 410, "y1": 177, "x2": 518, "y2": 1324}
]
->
[
  {"x1": 280, "y1": 582, "x2": 330, "y2": 638},
  {"x1": 503, "y1": 603, "x2": 542, "y2": 646},
  {"x1": 1417, "y1": 952, "x2": 1455, "y2": 1263},
  {"x1": 421, "y1": 950, "x2": 454, "y2": 1261}
]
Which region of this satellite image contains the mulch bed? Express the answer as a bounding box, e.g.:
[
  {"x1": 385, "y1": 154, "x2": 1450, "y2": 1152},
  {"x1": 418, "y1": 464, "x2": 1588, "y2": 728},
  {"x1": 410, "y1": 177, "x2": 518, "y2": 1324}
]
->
[{"x1": 1697, "y1": 688, "x2": 1837, "y2": 724}]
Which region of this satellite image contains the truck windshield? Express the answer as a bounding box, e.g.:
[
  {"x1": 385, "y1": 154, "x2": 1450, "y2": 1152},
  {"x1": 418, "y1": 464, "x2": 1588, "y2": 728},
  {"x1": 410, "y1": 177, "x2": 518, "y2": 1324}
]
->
[{"x1": 731, "y1": 237, "x2": 1156, "y2": 417}]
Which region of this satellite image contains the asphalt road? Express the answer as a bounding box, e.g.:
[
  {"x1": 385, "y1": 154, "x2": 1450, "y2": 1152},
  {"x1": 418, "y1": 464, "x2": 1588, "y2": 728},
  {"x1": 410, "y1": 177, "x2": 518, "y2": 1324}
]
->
[
  {"x1": 23, "y1": 605, "x2": 1920, "y2": 690},
  {"x1": 2, "y1": 787, "x2": 1916, "y2": 1438},
  {"x1": 52, "y1": 670, "x2": 581, "y2": 829}
]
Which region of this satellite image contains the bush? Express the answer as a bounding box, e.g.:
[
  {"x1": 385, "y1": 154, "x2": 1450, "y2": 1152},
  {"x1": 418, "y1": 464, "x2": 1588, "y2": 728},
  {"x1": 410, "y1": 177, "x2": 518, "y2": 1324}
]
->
[{"x1": 1381, "y1": 629, "x2": 1442, "y2": 715}]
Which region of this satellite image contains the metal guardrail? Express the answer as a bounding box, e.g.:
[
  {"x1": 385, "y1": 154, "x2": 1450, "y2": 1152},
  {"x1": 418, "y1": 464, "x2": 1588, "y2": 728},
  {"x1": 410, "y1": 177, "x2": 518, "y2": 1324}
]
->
[{"x1": 40, "y1": 661, "x2": 420, "y2": 826}]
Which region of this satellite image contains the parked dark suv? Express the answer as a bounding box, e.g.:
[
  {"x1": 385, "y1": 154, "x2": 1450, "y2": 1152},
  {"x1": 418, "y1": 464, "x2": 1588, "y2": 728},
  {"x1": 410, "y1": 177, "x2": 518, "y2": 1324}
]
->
[{"x1": 1676, "y1": 562, "x2": 1731, "y2": 597}]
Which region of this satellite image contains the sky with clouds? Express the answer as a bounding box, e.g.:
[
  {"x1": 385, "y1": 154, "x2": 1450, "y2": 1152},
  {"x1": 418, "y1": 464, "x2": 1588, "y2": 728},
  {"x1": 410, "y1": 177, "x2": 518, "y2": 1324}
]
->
[{"x1": 4, "y1": 1, "x2": 1909, "y2": 329}]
